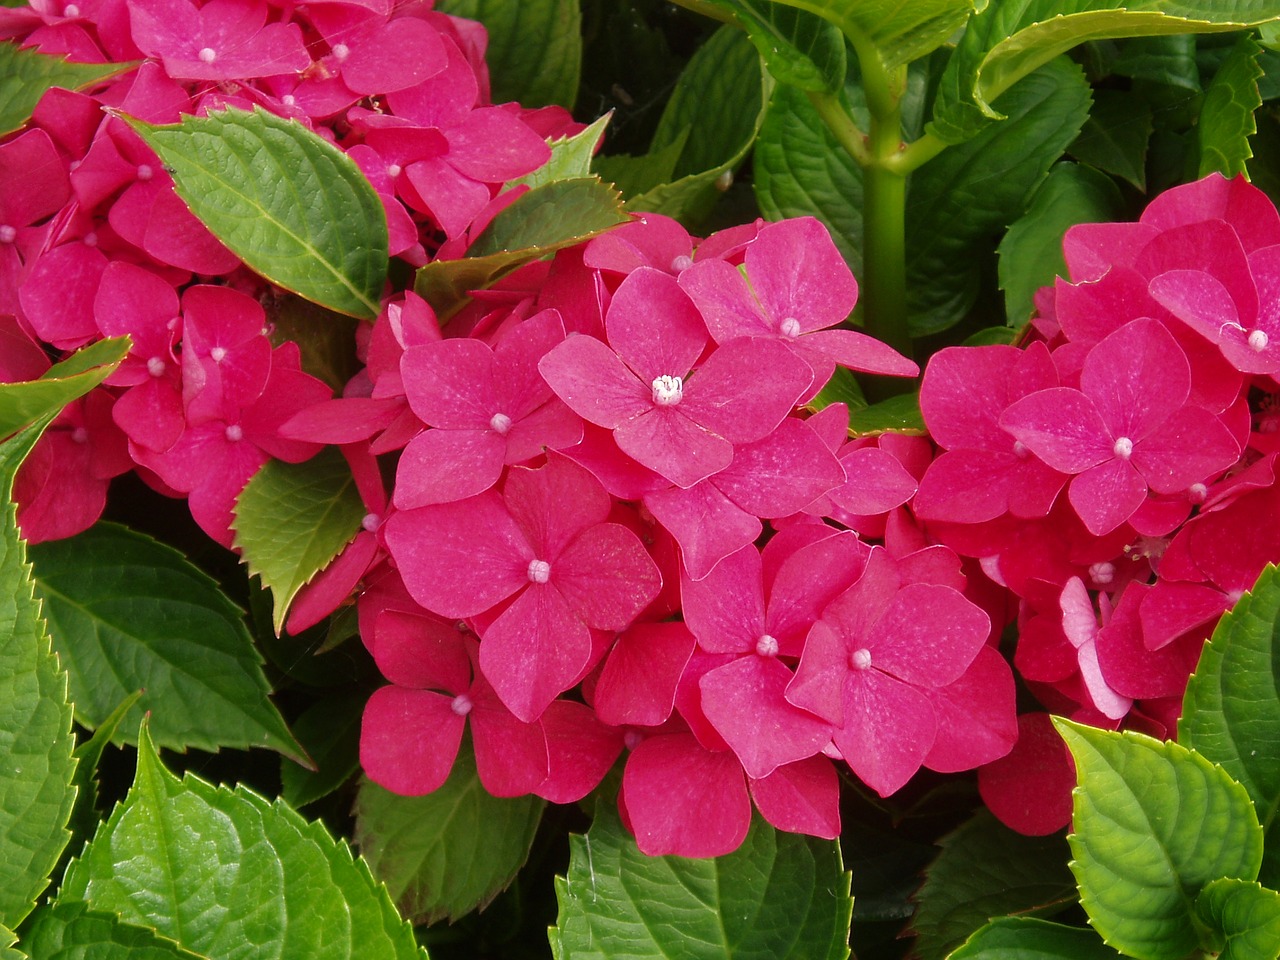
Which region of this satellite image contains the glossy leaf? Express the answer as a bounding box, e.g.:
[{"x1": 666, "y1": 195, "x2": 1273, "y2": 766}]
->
[
  {"x1": 60, "y1": 723, "x2": 424, "y2": 960},
  {"x1": 354, "y1": 745, "x2": 544, "y2": 925},
  {"x1": 0, "y1": 42, "x2": 129, "y2": 137},
  {"x1": 1181, "y1": 564, "x2": 1280, "y2": 888},
  {"x1": 760, "y1": 0, "x2": 974, "y2": 70},
  {"x1": 848, "y1": 392, "x2": 925, "y2": 436},
  {"x1": 1196, "y1": 878, "x2": 1280, "y2": 960},
  {"x1": 997, "y1": 163, "x2": 1124, "y2": 325},
  {"x1": 29, "y1": 522, "x2": 303, "y2": 761},
  {"x1": 22, "y1": 902, "x2": 204, "y2": 960},
  {"x1": 1054, "y1": 718, "x2": 1264, "y2": 960},
  {"x1": 233, "y1": 447, "x2": 367, "y2": 636},
  {"x1": 279, "y1": 692, "x2": 363, "y2": 809},
  {"x1": 0, "y1": 421, "x2": 76, "y2": 931},
  {"x1": 948, "y1": 917, "x2": 1122, "y2": 959},
  {"x1": 930, "y1": 0, "x2": 1280, "y2": 144},
  {"x1": 437, "y1": 0, "x2": 581, "y2": 108},
  {"x1": 511, "y1": 114, "x2": 611, "y2": 190},
  {"x1": 808, "y1": 365, "x2": 866, "y2": 414},
  {"x1": 1199, "y1": 35, "x2": 1264, "y2": 179},
  {"x1": 551, "y1": 803, "x2": 852, "y2": 959},
  {"x1": 121, "y1": 106, "x2": 388, "y2": 319},
  {"x1": 700, "y1": 0, "x2": 845, "y2": 91},
  {"x1": 1068, "y1": 90, "x2": 1153, "y2": 191},
  {"x1": 0, "y1": 337, "x2": 128, "y2": 440},
  {"x1": 908, "y1": 809, "x2": 1076, "y2": 960}
]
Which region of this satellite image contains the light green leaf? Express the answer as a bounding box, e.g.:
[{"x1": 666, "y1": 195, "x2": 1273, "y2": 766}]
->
[
  {"x1": 511, "y1": 114, "x2": 611, "y2": 190},
  {"x1": 0, "y1": 42, "x2": 130, "y2": 137},
  {"x1": 415, "y1": 177, "x2": 626, "y2": 322},
  {"x1": 60, "y1": 722, "x2": 425, "y2": 960},
  {"x1": 908, "y1": 809, "x2": 1076, "y2": 960},
  {"x1": 1181, "y1": 563, "x2": 1280, "y2": 888},
  {"x1": 930, "y1": 1, "x2": 1280, "y2": 145},
  {"x1": 594, "y1": 130, "x2": 689, "y2": 198},
  {"x1": 29, "y1": 522, "x2": 303, "y2": 761},
  {"x1": 0, "y1": 421, "x2": 76, "y2": 931},
  {"x1": 21, "y1": 901, "x2": 205, "y2": 960},
  {"x1": 0, "y1": 926, "x2": 19, "y2": 960},
  {"x1": 1196, "y1": 878, "x2": 1280, "y2": 960},
  {"x1": 947, "y1": 917, "x2": 1122, "y2": 959},
  {"x1": 120, "y1": 105, "x2": 388, "y2": 319},
  {"x1": 1053, "y1": 718, "x2": 1264, "y2": 960},
  {"x1": 233, "y1": 448, "x2": 366, "y2": 636},
  {"x1": 699, "y1": 0, "x2": 846, "y2": 91},
  {"x1": 1200, "y1": 35, "x2": 1264, "y2": 179},
  {"x1": 997, "y1": 163, "x2": 1124, "y2": 325},
  {"x1": 0, "y1": 337, "x2": 129, "y2": 441},
  {"x1": 552, "y1": 803, "x2": 852, "y2": 959},
  {"x1": 280, "y1": 691, "x2": 364, "y2": 809},
  {"x1": 437, "y1": 0, "x2": 580, "y2": 108},
  {"x1": 1069, "y1": 89, "x2": 1153, "y2": 190},
  {"x1": 848, "y1": 392, "x2": 925, "y2": 436},
  {"x1": 354, "y1": 744, "x2": 543, "y2": 925},
  {"x1": 806, "y1": 365, "x2": 866, "y2": 415}
]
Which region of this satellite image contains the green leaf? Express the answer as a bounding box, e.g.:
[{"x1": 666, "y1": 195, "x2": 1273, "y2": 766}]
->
[
  {"x1": 0, "y1": 42, "x2": 130, "y2": 137},
  {"x1": 119, "y1": 105, "x2": 388, "y2": 319},
  {"x1": 1112, "y1": 34, "x2": 1201, "y2": 91},
  {"x1": 997, "y1": 163, "x2": 1124, "y2": 326},
  {"x1": 415, "y1": 177, "x2": 626, "y2": 322},
  {"x1": 623, "y1": 25, "x2": 771, "y2": 224},
  {"x1": 279, "y1": 691, "x2": 364, "y2": 809},
  {"x1": 21, "y1": 901, "x2": 205, "y2": 960},
  {"x1": 1069, "y1": 89, "x2": 1153, "y2": 190},
  {"x1": 264, "y1": 296, "x2": 360, "y2": 392},
  {"x1": 233, "y1": 448, "x2": 366, "y2": 636},
  {"x1": 67, "y1": 690, "x2": 144, "y2": 851},
  {"x1": 60, "y1": 722, "x2": 424, "y2": 960},
  {"x1": 1181, "y1": 563, "x2": 1280, "y2": 888},
  {"x1": 0, "y1": 337, "x2": 129, "y2": 440},
  {"x1": 700, "y1": 0, "x2": 846, "y2": 91},
  {"x1": 908, "y1": 809, "x2": 1076, "y2": 960},
  {"x1": 1053, "y1": 718, "x2": 1264, "y2": 960},
  {"x1": 0, "y1": 422, "x2": 76, "y2": 931},
  {"x1": 806, "y1": 364, "x2": 866, "y2": 415},
  {"x1": 1200, "y1": 35, "x2": 1264, "y2": 179},
  {"x1": 436, "y1": 0, "x2": 580, "y2": 108},
  {"x1": 552, "y1": 803, "x2": 852, "y2": 959},
  {"x1": 28, "y1": 522, "x2": 303, "y2": 761},
  {"x1": 908, "y1": 56, "x2": 1092, "y2": 336},
  {"x1": 947, "y1": 917, "x2": 1123, "y2": 959},
  {"x1": 510, "y1": 114, "x2": 612, "y2": 190},
  {"x1": 930, "y1": 1, "x2": 1280, "y2": 145},
  {"x1": 1196, "y1": 878, "x2": 1280, "y2": 960},
  {"x1": 848, "y1": 392, "x2": 926, "y2": 436},
  {"x1": 354, "y1": 744, "x2": 544, "y2": 925},
  {"x1": 594, "y1": 130, "x2": 690, "y2": 198},
  {"x1": 0, "y1": 927, "x2": 19, "y2": 960}
]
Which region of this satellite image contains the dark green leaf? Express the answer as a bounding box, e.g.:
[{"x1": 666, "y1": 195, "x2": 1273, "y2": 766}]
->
[
  {"x1": 67, "y1": 690, "x2": 144, "y2": 848},
  {"x1": 907, "y1": 809, "x2": 1075, "y2": 960},
  {"x1": 354, "y1": 744, "x2": 544, "y2": 925},
  {"x1": 1196, "y1": 878, "x2": 1280, "y2": 960},
  {"x1": 997, "y1": 163, "x2": 1124, "y2": 325},
  {"x1": 848, "y1": 392, "x2": 925, "y2": 435},
  {"x1": 1112, "y1": 34, "x2": 1201, "y2": 91},
  {"x1": 962, "y1": 326, "x2": 1020, "y2": 346},
  {"x1": 29, "y1": 522, "x2": 303, "y2": 761},
  {"x1": 1069, "y1": 89, "x2": 1153, "y2": 189},
  {"x1": 0, "y1": 337, "x2": 129, "y2": 440},
  {"x1": 279, "y1": 692, "x2": 364, "y2": 809},
  {"x1": 701, "y1": 0, "x2": 845, "y2": 91},
  {"x1": 120, "y1": 106, "x2": 388, "y2": 319},
  {"x1": 0, "y1": 43, "x2": 129, "y2": 137},
  {"x1": 1054, "y1": 718, "x2": 1264, "y2": 960},
  {"x1": 552, "y1": 803, "x2": 852, "y2": 959},
  {"x1": 22, "y1": 901, "x2": 205, "y2": 960},
  {"x1": 437, "y1": 0, "x2": 580, "y2": 108},
  {"x1": 948, "y1": 917, "x2": 1122, "y2": 959},
  {"x1": 1200, "y1": 35, "x2": 1264, "y2": 178},
  {"x1": 264, "y1": 296, "x2": 360, "y2": 392}
]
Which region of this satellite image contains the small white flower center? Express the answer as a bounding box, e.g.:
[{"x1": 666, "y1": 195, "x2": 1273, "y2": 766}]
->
[
  {"x1": 361, "y1": 512, "x2": 381, "y2": 532},
  {"x1": 225, "y1": 424, "x2": 243, "y2": 442},
  {"x1": 198, "y1": 47, "x2": 217, "y2": 64},
  {"x1": 1089, "y1": 561, "x2": 1115, "y2": 586},
  {"x1": 1112, "y1": 436, "x2": 1134, "y2": 459},
  {"x1": 450, "y1": 693, "x2": 472, "y2": 716},
  {"x1": 527, "y1": 558, "x2": 551, "y2": 584},
  {"x1": 623, "y1": 730, "x2": 645, "y2": 750},
  {"x1": 670, "y1": 254, "x2": 694, "y2": 273},
  {"x1": 651, "y1": 374, "x2": 683, "y2": 406},
  {"x1": 146, "y1": 356, "x2": 166, "y2": 378},
  {"x1": 63, "y1": 4, "x2": 80, "y2": 16},
  {"x1": 1249, "y1": 329, "x2": 1269, "y2": 352},
  {"x1": 755, "y1": 634, "x2": 779, "y2": 657},
  {"x1": 210, "y1": 346, "x2": 227, "y2": 363},
  {"x1": 82, "y1": 231, "x2": 98, "y2": 248},
  {"x1": 850, "y1": 648, "x2": 872, "y2": 671},
  {"x1": 387, "y1": 163, "x2": 402, "y2": 178},
  {"x1": 280, "y1": 94, "x2": 296, "y2": 106},
  {"x1": 332, "y1": 42, "x2": 350, "y2": 61},
  {"x1": 1012, "y1": 439, "x2": 1029, "y2": 459},
  {"x1": 167, "y1": 315, "x2": 180, "y2": 331},
  {"x1": 1188, "y1": 482, "x2": 1208, "y2": 504},
  {"x1": 136, "y1": 163, "x2": 153, "y2": 181},
  {"x1": 780, "y1": 317, "x2": 802, "y2": 338},
  {"x1": 0, "y1": 225, "x2": 15, "y2": 244},
  {"x1": 71, "y1": 427, "x2": 89, "y2": 444},
  {"x1": 489, "y1": 412, "x2": 512, "y2": 435}
]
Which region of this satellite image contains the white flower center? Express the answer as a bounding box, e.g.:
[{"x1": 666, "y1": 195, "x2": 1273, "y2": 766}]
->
[
  {"x1": 1089, "y1": 561, "x2": 1115, "y2": 585},
  {"x1": 1249, "y1": 329, "x2": 1269, "y2": 352},
  {"x1": 780, "y1": 317, "x2": 802, "y2": 338},
  {"x1": 450, "y1": 693, "x2": 472, "y2": 716},
  {"x1": 0, "y1": 225, "x2": 15, "y2": 244},
  {"x1": 623, "y1": 730, "x2": 645, "y2": 750},
  {"x1": 1112, "y1": 436, "x2": 1134, "y2": 459},
  {"x1": 361, "y1": 512, "x2": 381, "y2": 532},
  {"x1": 136, "y1": 164, "x2": 153, "y2": 181},
  {"x1": 146, "y1": 356, "x2": 166, "y2": 378},
  {"x1": 651, "y1": 375, "x2": 683, "y2": 406},
  {"x1": 1012, "y1": 439, "x2": 1029, "y2": 459},
  {"x1": 282, "y1": 94, "x2": 297, "y2": 107},
  {"x1": 71, "y1": 427, "x2": 89, "y2": 444},
  {"x1": 489, "y1": 412, "x2": 512, "y2": 435},
  {"x1": 1188, "y1": 482, "x2": 1208, "y2": 504},
  {"x1": 670, "y1": 254, "x2": 694, "y2": 273},
  {"x1": 82, "y1": 231, "x2": 98, "y2": 248},
  {"x1": 332, "y1": 43, "x2": 350, "y2": 61},
  {"x1": 198, "y1": 47, "x2": 217, "y2": 64},
  {"x1": 225, "y1": 424, "x2": 243, "y2": 442},
  {"x1": 755, "y1": 634, "x2": 779, "y2": 657},
  {"x1": 387, "y1": 163, "x2": 402, "y2": 178},
  {"x1": 527, "y1": 559, "x2": 551, "y2": 584},
  {"x1": 850, "y1": 648, "x2": 872, "y2": 671},
  {"x1": 210, "y1": 346, "x2": 227, "y2": 363},
  {"x1": 63, "y1": 4, "x2": 80, "y2": 16}
]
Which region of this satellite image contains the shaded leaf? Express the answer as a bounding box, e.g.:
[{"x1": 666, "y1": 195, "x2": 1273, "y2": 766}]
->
[
  {"x1": 280, "y1": 691, "x2": 364, "y2": 809},
  {"x1": 0, "y1": 43, "x2": 129, "y2": 137},
  {"x1": 22, "y1": 901, "x2": 204, "y2": 960},
  {"x1": 67, "y1": 690, "x2": 143, "y2": 851},
  {"x1": 1199, "y1": 35, "x2": 1264, "y2": 179},
  {"x1": 762, "y1": 0, "x2": 973, "y2": 70},
  {"x1": 1112, "y1": 34, "x2": 1201, "y2": 91},
  {"x1": 265, "y1": 296, "x2": 360, "y2": 392},
  {"x1": 947, "y1": 917, "x2": 1122, "y2": 959},
  {"x1": 1196, "y1": 878, "x2": 1280, "y2": 960},
  {"x1": 849, "y1": 392, "x2": 925, "y2": 436},
  {"x1": 807, "y1": 365, "x2": 866, "y2": 415},
  {"x1": 1069, "y1": 89, "x2": 1153, "y2": 190},
  {"x1": 0, "y1": 337, "x2": 129, "y2": 441},
  {"x1": 702, "y1": 0, "x2": 845, "y2": 91}
]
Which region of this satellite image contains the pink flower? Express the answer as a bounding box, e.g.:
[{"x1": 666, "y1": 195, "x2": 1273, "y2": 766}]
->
[{"x1": 127, "y1": 0, "x2": 311, "y2": 81}]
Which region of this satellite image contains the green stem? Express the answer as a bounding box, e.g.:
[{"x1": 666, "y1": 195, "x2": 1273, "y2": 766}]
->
[{"x1": 805, "y1": 90, "x2": 871, "y2": 167}]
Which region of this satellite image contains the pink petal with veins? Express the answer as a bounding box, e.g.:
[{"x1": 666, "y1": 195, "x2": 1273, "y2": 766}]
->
[{"x1": 360, "y1": 686, "x2": 466, "y2": 795}]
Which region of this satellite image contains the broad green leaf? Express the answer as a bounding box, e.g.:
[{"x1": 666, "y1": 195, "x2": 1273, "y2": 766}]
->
[
  {"x1": 0, "y1": 927, "x2": 18, "y2": 960},
  {"x1": 1196, "y1": 878, "x2": 1280, "y2": 960},
  {"x1": 1112, "y1": 34, "x2": 1201, "y2": 91},
  {"x1": 1069, "y1": 89, "x2": 1153, "y2": 190},
  {"x1": 908, "y1": 809, "x2": 1076, "y2": 960},
  {"x1": 1199, "y1": 35, "x2": 1264, "y2": 179},
  {"x1": 265, "y1": 296, "x2": 360, "y2": 392},
  {"x1": 22, "y1": 901, "x2": 204, "y2": 960},
  {"x1": 594, "y1": 130, "x2": 689, "y2": 198},
  {"x1": 0, "y1": 421, "x2": 76, "y2": 931},
  {"x1": 354, "y1": 745, "x2": 543, "y2": 924},
  {"x1": 908, "y1": 57, "x2": 1092, "y2": 335},
  {"x1": 947, "y1": 917, "x2": 1122, "y2": 959},
  {"x1": 700, "y1": 0, "x2": 846, "y2": 91},
  {"x1": 60, "y1": 722, "x2": 424, "y2": 960},
  {"x1": 1053, "y1": 719, "x2": 1264, "y2": 960},
  {"x1": 997, "y1": 163, "x2": 1124, "y2": 325},
  {"x1": 120, "y1": 106, "x2": 388, "y2": 319},
  {"x1": 624, "y1": 26, "x2": 771, "y2": 224},
  {"x1": 233, "y1": 448, "x2": 366, "y2": 636},
  {"x1": 1181, "y1": 564, "x2": 1280, "y2": 888},
  {"x1": 280, "y1": 691, "x2": 364, "y2": 809},
  {"x1": 67, "y1": 690, "x2": 144, "y2": 850},
  {"x1": 511, "y1": 114, "x2": 611, "y2": 190},
  {"x1": 930, "y1": 1, "x2": 1280, "y2": 145},
  {"x1": 0, "y1": 43, "x2": 130, "y2": 137},
  {"x1": 415, "y1": 177, "x2": 626, "y2": 322},
  {"x1": 29, "y1": 522, "x2": 303, "y2": 761},
  {"x1": 552, "y1": 803, "x2": 852, "y2": 960},
  {"x1": 848, "y1": 392, "x2": 925, "y2": 436},
  {"x1": 437, "y1": 0, "x2": 580, "y2": 108},
  {"x1": 0, "y1": 337, "x2": 129, "y2": 440},
  {"x1": 806, "y1": 364, "x2": 866, "y2": 415}
]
